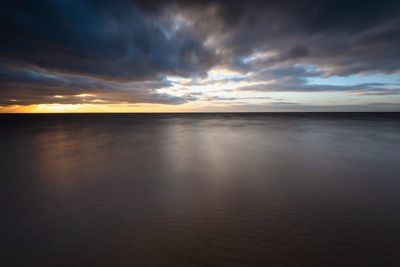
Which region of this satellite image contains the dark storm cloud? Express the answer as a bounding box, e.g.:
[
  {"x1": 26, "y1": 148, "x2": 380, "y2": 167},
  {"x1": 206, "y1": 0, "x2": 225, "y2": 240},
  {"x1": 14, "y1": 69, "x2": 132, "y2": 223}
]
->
[
  {"x1": 0, "y1": 0, "x2": 216, "y2": 105},
  {"x1": 0, "y1": 63, "x2": 194, "y2": 105},
  {"x1": 198, "y1": 0, "x2": 400, "y2": 76},
  {"x1": 0, "y1": 0, "x2": 216, "y2": 81},
  {"x1": 0, "y1": 0, "x2": 399, "y2": 106}
]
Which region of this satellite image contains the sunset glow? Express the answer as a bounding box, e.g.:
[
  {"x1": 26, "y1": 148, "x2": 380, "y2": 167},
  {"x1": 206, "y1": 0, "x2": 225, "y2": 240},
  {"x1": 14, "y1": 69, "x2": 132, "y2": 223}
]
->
[
  {"x1": 2, "y1": 1, "x2": 400, "y2": 266},
  {"x1": 1, "y1": 0, "x2": 399, "y2": 112}
]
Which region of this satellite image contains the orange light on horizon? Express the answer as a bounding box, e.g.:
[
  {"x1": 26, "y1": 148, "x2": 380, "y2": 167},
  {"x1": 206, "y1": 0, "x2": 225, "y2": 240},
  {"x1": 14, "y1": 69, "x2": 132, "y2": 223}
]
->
[
  {"x1": 75, "y1": 94, "x2": 94, "y2": 98},
  {"x1": 0, "y1": 103, "x2": 202, "y2": 113}
]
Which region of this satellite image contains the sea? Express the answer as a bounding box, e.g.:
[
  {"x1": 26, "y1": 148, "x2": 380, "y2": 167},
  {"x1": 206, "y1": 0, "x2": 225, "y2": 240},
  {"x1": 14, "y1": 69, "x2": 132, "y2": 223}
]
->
[{"x1": 1, "y1": 113, "x2": 400, "y2": 266}]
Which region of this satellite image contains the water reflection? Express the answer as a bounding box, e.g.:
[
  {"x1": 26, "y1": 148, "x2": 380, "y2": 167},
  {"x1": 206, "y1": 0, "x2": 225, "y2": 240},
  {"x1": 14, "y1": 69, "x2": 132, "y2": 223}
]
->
[{"x1": 1, "y1": 113, "x2": 400, "y2": 266}]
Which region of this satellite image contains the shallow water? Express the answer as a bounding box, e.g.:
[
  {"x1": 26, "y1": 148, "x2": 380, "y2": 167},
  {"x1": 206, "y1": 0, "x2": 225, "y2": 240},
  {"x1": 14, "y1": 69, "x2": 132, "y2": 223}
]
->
[{"x1": 1, "y1": 113, "x2": 400, "y2": 266}]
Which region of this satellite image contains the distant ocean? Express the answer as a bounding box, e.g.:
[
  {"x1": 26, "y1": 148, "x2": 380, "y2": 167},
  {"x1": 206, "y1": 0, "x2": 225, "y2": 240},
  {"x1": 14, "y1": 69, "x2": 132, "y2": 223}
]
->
[{"x1": 1, "y1": 113, "x2": 400, "y2": 266}]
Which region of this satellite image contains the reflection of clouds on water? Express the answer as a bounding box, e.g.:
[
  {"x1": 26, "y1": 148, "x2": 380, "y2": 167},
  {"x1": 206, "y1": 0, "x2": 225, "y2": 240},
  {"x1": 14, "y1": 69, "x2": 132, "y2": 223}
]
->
[
  {"x1": 34, "y1": 125, "x2": 107, "y2": 194},
  {"x1": 1, "y1": 114, "x2": 400, "y2": 266}
]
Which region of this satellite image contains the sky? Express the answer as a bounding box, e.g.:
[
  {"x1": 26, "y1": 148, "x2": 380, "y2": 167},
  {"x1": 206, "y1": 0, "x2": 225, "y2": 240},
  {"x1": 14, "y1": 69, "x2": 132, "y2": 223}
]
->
[{"x1": 0, "y1": 0, "x2": 400, "y2": 112}]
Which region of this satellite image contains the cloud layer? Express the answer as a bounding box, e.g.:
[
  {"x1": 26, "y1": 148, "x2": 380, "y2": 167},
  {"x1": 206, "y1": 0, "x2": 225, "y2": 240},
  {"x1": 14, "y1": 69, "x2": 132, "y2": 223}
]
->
[{"x1": 0, "y1": 0, "x2": 399, "y2": 108}]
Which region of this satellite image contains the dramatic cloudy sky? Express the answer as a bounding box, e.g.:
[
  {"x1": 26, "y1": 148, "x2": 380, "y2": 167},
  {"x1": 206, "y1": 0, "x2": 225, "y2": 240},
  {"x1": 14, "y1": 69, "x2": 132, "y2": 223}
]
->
[{"x1": 1, "y1": 0, "x2": 400, "y2": 112}]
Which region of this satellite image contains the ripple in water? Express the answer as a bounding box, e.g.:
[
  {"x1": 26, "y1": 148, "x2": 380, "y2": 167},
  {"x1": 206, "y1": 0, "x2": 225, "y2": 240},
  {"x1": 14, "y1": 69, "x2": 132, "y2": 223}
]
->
[{"x1": 1, "y1": 113, "x2": 400, "y2": 266}]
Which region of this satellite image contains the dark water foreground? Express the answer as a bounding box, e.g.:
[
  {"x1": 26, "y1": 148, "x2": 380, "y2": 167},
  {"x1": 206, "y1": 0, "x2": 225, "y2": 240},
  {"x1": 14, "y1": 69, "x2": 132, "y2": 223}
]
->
[{"x1": 1, "y1": 113, "x2": 400, "y2": 266}]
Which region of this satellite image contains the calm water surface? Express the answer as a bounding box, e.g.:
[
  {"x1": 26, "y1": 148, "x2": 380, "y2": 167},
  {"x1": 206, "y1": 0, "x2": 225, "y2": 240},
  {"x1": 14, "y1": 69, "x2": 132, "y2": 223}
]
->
[{"x1": 1, "y1": 113, "x2": 400, "y2": 266}]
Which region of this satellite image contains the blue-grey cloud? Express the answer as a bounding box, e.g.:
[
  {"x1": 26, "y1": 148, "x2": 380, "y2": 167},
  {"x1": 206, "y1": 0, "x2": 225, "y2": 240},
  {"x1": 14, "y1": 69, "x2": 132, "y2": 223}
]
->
[
  {"x1": 0, "y1": 0, "x2": 400, "y2": 106},
  {"x1": 0, "y1": 0, "x2": 217, "y2": 81},
  {"x1": 238, "y1": 82, "x2": 400, "y2": 95},
  {"x1": 0, "y1": 63, "x2": 194, "y2": 105}
]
